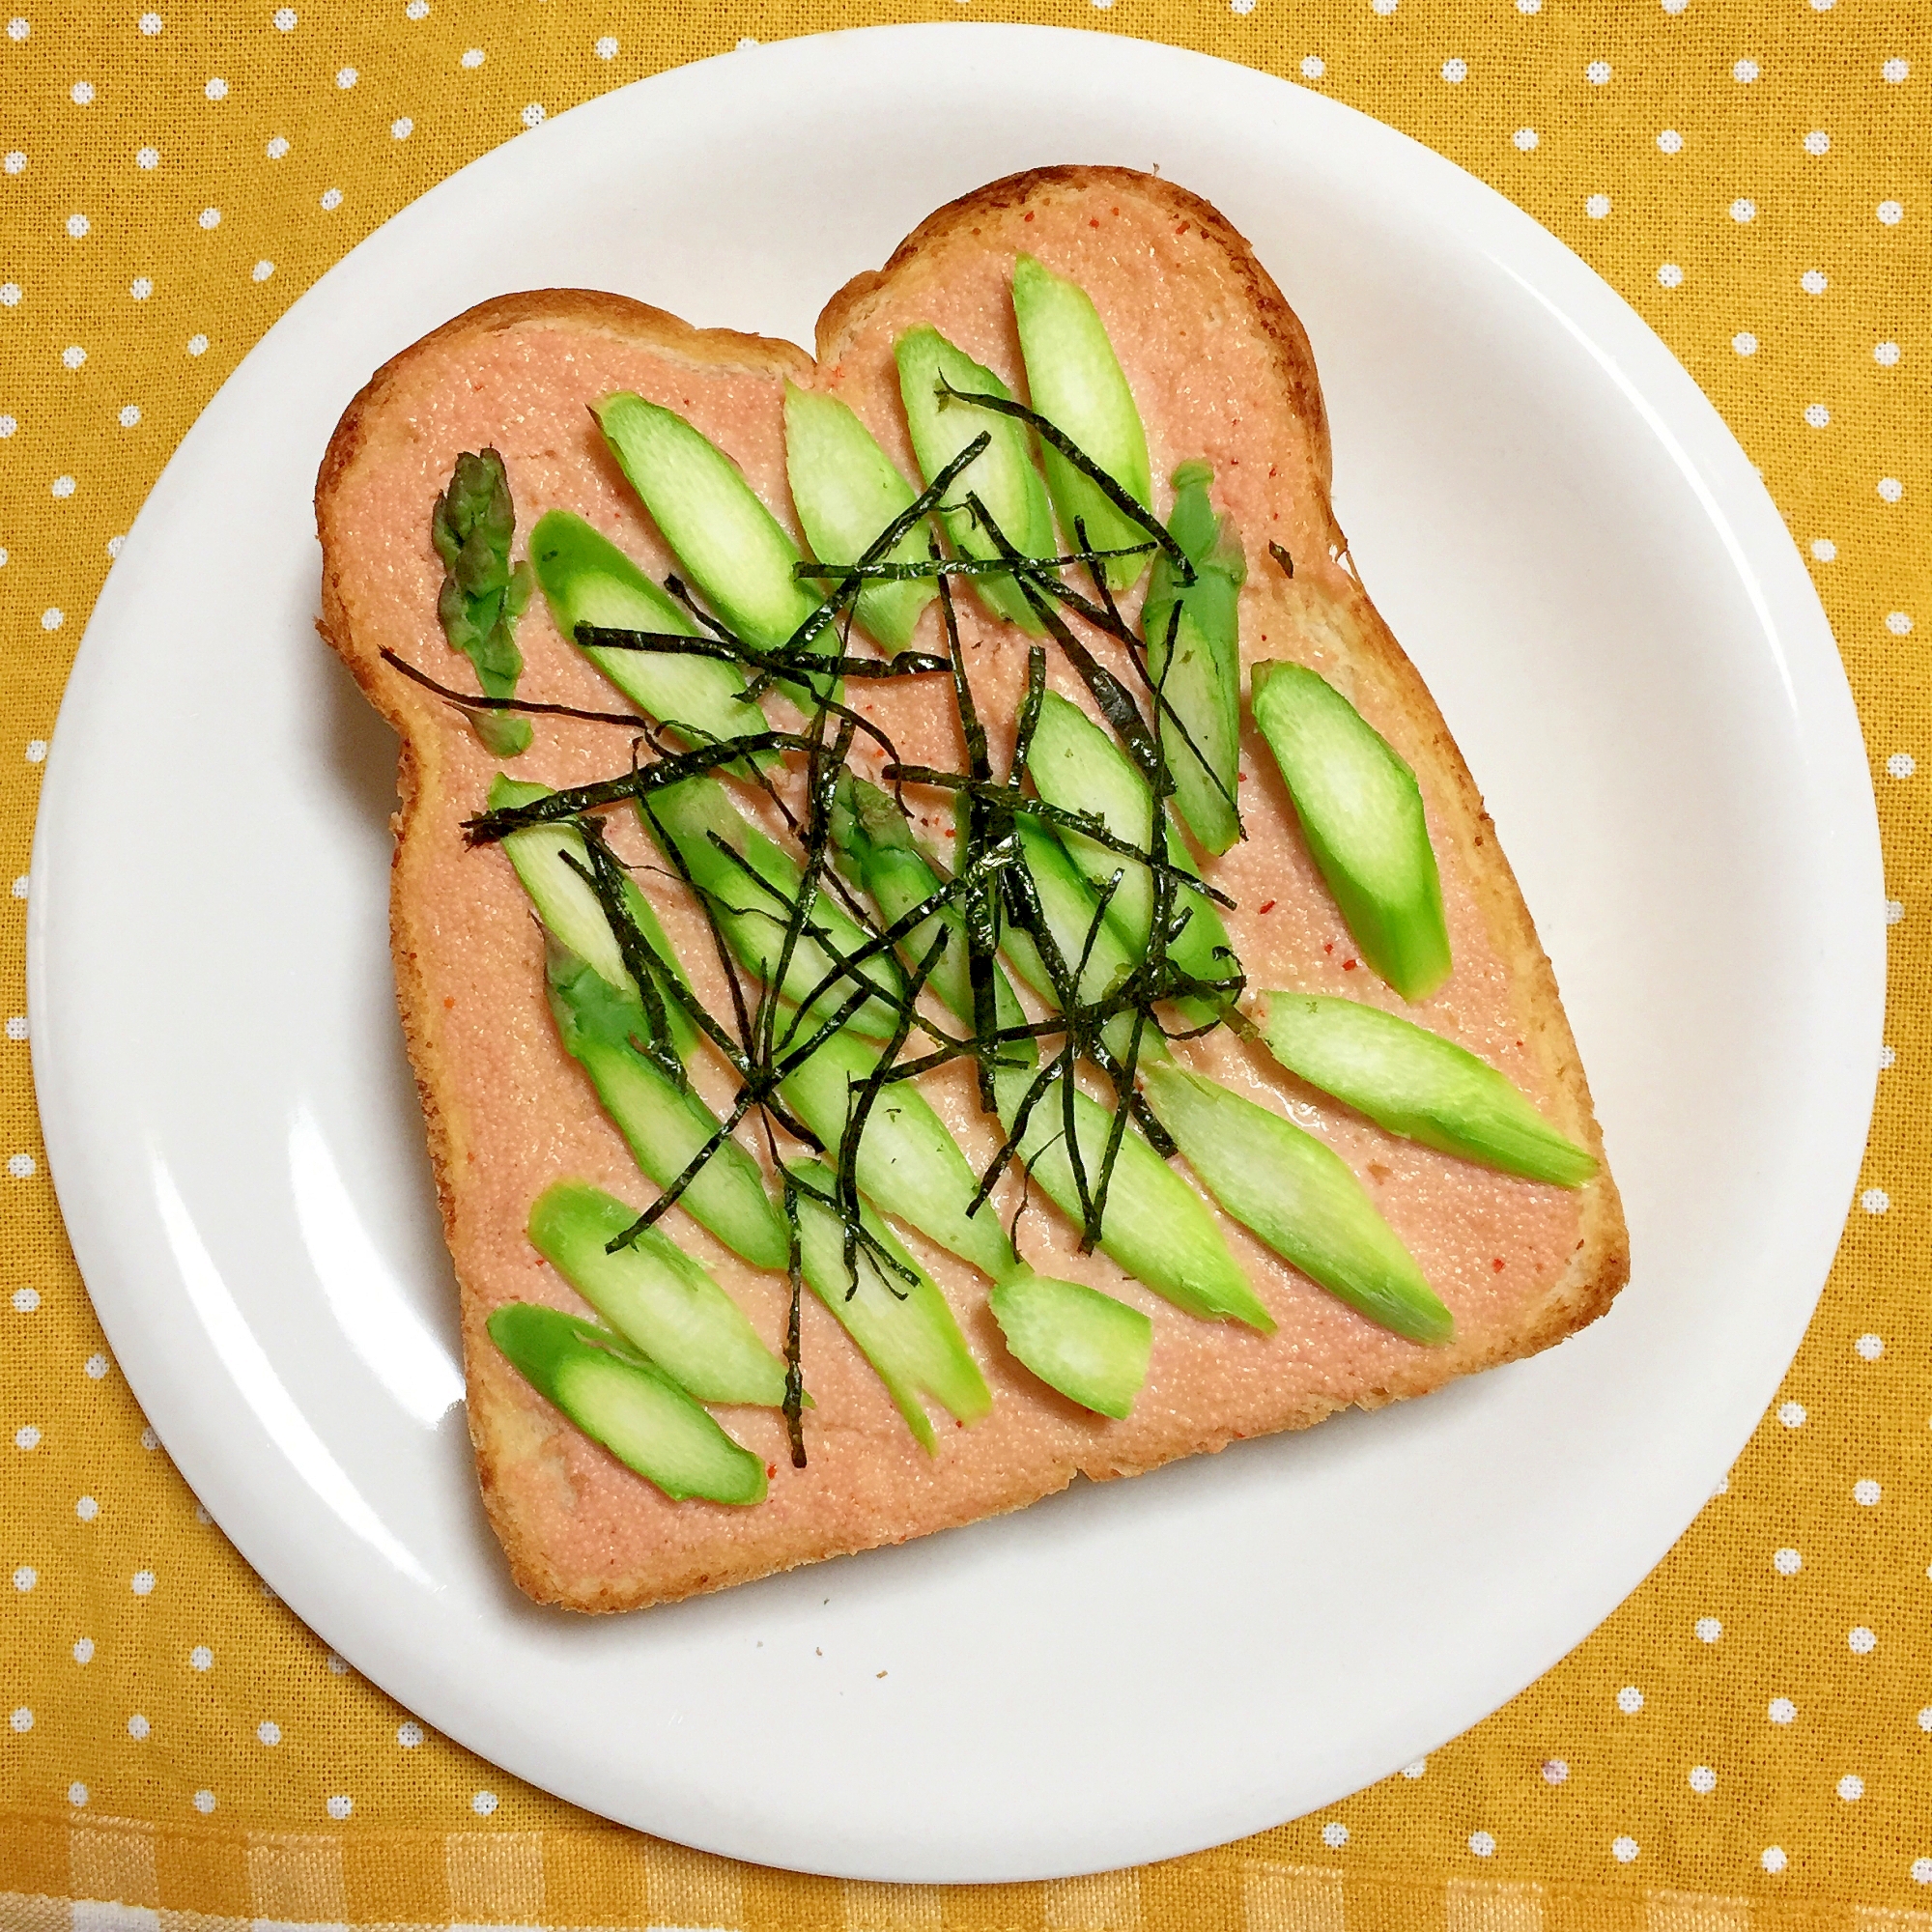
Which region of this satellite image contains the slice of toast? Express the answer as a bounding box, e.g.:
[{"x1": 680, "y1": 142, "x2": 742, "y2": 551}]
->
[{"x1": 316, "y1": 166, "x2": 1628, "y2": 1613}]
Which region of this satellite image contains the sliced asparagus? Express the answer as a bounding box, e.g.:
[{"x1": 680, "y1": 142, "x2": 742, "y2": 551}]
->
[
  {"x1": 988, "y1": 1273, "x2": 1152, "y2": 1420},
  {"x1": 790, "y1": 1160, "x2": 991, "y2": 1450},
  {"x1": 782, "y1": 384, "x2": 936, "y2": 651},
  {"x1": 528, "y1": 509, "x2": 769, "y2": 760},
  {"x1": 1251, "y1": 661, "x2": 1452, "y2": 1003},
  {"x1": 895, "y1": 326, "x2": 1055, "y2": 631},
  {"x1": 831, "y1": 773, "x2": 1032, "y2": 1038},
  {"x1": 491, "y1": 775, "x2": 696, "y2": 1060},
  {"x1": 1140, "y1": 462, "x2": 1245, "y2": 855},
  {"x1": 1009, "y1": 810, "x2": 1140, "y2": 1015},
  {"x1": 641, "y1": 777, "x2": 904, "y2": 1039},
  {"x1": 777, "y1": 1020, "x2": 1019, "y2": 1285},
  {"x1": 1024, "y1": 691, "x2": 1236, "y2": 1020},
  {"x1": 1140, "y1": 1064, "x2": 1453, "y2": 1346},
  {"x1": 547, "y1": 940, "x2": 789, "y2": 1271},
  {"x1": 488, "y1": 1302, "x2": 767, "y2": 1504},
  {"x1": 431, "y1": 447, "x2": 533, "y2": 757},
  {"x1": 1258, "y1": 992, "x2": 1597, "y2": 1186},
  {"x1": 992, "y1": 1063, "x2": 1272, "y2": 1329},
  {"x1": 528, "y1": 1182, "x2": 789, "y2": 1406},
  {"x1": 593, "y1": 393, "x2": 821, "y2": 653},
  {"x1": 1010, "y1": 254, "x2": 1153, "y2": 592}
]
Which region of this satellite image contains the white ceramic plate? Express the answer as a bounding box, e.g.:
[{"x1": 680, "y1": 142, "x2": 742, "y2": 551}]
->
[{"x1": 30, "y1": 25, "x2": 1880, "y2": 1882}]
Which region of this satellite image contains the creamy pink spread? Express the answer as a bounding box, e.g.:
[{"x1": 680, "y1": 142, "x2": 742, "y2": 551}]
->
[{"x1": 327, "y1": 197, "x2": 1591, "y2": 1605}]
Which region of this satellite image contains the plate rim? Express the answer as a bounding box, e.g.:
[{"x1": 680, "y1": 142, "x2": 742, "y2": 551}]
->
[{"x1": 26, "y1": 20, "x2": 1882, "y2": 1880}]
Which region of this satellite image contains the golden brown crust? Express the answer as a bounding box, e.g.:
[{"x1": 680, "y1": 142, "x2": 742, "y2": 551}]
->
[{"x1": 315, "y1": 175, "x2": 1628, "y2": 1613}]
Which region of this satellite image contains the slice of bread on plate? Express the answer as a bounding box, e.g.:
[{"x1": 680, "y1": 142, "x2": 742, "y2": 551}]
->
[{"x1": 315, "y1": 165, "x2": 1628, "y2": 1612}]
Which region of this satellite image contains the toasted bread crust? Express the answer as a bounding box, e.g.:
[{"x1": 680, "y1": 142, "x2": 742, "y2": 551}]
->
[{"x1": 316, "y1": 169, "x2": 1627, "y2": 1612}]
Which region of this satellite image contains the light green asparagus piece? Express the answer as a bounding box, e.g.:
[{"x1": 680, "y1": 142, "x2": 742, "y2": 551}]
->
[
  {"x1": 895, "y1": 326, "x2": 1056, "y2": 631},
  {"x1": 527, "y1": 1182, "x2": 789, "y2": 1406},
  {"x1": 528, "y1": 509, "x2": 770, "y2": 763},
  {"x1": 1140, "y1": 461, "x2": 1245, "y2": 855},
  {"x1": 546, "y1": 940, "x2": 789, "y2": 1272},
  {"x1": 490, "y1": 775, "x2": 696, "y2": 1060},
  {"x1": 776, "y1": 1019, "x2": 1019, "y2": 1285},
  {"x1": 1141, "y1": 1064, "x2": 1454, "y2": 1345},
  {"x1": 988, "y1": 1273, "x2": 1151, "y2": 1420},
  {"x1": 640, "y1": 777, "x2": 905, "y2": 1040},
  {"x1": 1010, "y1": 254, "x2": 1153, "y2": 592},
  {"x1": 593, "y1": 392, "x2": 838, "y2": 707},
  {"x1": 488, "y1": 1303, "x2": 767, "y2": 1504},
  {"x1": 1024, "y1": 691, "x2": 1237, "y2": 1023},
  {"x1": 782, "y1": 384, "x2": 937, "y2": 651},
  {"x1": 1251, "y1": 660, "x2": 1452, "y2": 1003},
  {"x1": 789, "y1": 1160, "x2": 991, "y2": 1451},
  {"x1": 1258, "y1": 992, "x2": 1597, "y2": 1186}
]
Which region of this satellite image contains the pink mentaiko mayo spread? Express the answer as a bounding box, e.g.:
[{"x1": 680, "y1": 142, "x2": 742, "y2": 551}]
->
[{"x1": 320, "y1": 178, "x2": 1613, "y2": 1609}]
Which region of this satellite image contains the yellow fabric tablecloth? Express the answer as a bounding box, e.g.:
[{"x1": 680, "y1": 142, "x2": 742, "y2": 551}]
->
[{"x1": 1, "y1": 0, "x2": 1924, "y2": 1922}]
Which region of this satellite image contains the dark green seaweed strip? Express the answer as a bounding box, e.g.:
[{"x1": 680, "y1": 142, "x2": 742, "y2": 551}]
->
[
  {"x1": 789, "y1": 543, "x2": 1153, "y2": 582},
  {"x1": 575, "y1": 624, "x2": 950, "y2": 679},
  {"x1": 834, "y1": 928, "x2": 951, "y2": 1285},
  {"x1": 608, "y1": 1090, "x2": 758, "y2": 1252},
  {"x1": 556, "y1": 828, "x2": 687, "y2": 1094},
  {"x1": 466, "y1": 732, "x2": 812, "y2": 843},
  {"x1": 933, "y1": 378, "x2": 1194, "y2": 584},
  {"x1": 381, "y1": 648, "x2": 648, "y2": 729},
  {"x1": 966, "y1": 493, "x2": 1168, "y2": 794},
  {"x1": 780, "y1": 1175, "x2": 806, "y2": 1466},
  {"x1": 935, "y1": 565, "x2": 1003, "y2": 1113}
]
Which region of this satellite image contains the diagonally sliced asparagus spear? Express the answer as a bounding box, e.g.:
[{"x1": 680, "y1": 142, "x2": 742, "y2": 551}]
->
[
  {"x1": 1140, "y1": 1065, "x2": 1454, "y2": 1346},
  {"x1": 490, "y1": 775, "x2": 696, "y2": 1060},
  {"x1": 546, "y1": 940, "x2": 789, "y2": 1272},
  {"x1": 776, "y1": 1019, "x2": 1018, "y2": 1285},
  {"x1": 1251, "y1": 660, "x2": 1452, "y2": 1004},
  {"x1": 528, "y1": 509, "x2": 770, "y2": 761},
  {"x1": 488, "y1": 1303, "x2": 768, "y2": 1504},
  {"x1": 593, "y1": 393, "x2": 820, "y2": 650},
  {"x1": 641, "y1": 776, "x2": 905, "y2": 1040},
  {"x1": 1257, "y1": 992, "x2": 1597, "y2": 1186},
  {"x1": 789, "y1": 1160, "x2": 991, "y2": 1450},
  {"x1": 528, "y1": 1182, "x2": 790, "y2": 1406},
  {"x1": 782, "y1": 384, "x2": 937, "y2": 652},
  {"x1": 987, "y1": 1272, "x2": 1151, "y2": 1420},
  {"x1": 1024, "y1": 691, "x2": 1236, "y2": 1022},
  {"x1": 895, "y1": 326, "x2": 1055, "y2": 631},
  {"x1": 1140, "y1": 462, "x2": 1245, "y2": 855},
  {"x1": 1010, "y1": 254, "x2": 1153, "y2": 593}
]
